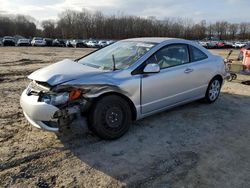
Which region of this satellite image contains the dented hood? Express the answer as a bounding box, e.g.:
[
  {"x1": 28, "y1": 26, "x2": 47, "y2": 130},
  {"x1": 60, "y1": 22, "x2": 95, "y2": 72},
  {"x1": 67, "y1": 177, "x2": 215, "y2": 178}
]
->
[{"x1": 28, "y1": 59, "x2": 103, "y2": 86}]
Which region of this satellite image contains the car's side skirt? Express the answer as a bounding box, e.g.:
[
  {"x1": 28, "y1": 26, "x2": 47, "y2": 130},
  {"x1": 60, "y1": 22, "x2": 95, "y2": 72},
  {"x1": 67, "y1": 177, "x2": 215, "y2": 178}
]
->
[{"x1": 136, "y1": 94, "x2": 205, "y2": 120}]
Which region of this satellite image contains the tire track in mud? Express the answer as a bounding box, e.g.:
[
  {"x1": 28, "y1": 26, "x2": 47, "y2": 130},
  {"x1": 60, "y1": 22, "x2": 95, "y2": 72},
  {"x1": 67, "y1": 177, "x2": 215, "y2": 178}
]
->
[
  {"x1": 0, "y1": 149, "x2": 62, "y2": 171},
  {"x1": 0, "y1": 134, "x2": 14, "y2": 143},
  {"x1": 0, "y1": 112, "x2": 22, "y2": 119},
  {"x1": 0, "y1": 151, "x2": 50, "y2": 171},
  {"x1": 0, "y1": 71, "x2": 32, "y2": 83},
  {"x1": 0, "y1": 59, "x2": 47, "y2": 66},
  {"x1": 0, "y1": 149, "x2": 71, "y2": 187},
  {"x1": 0, "y1": 76, "x2": 27, "y2": 83},
  {"x1": 0, "y1": 59, "x2": 50, "y2": 83},
  {"x1": 0, "y1": 125, "x2": 103, "y2": 170},
  {"x1": 0, "y1": 71, "x2": 34, "y2": 78}
]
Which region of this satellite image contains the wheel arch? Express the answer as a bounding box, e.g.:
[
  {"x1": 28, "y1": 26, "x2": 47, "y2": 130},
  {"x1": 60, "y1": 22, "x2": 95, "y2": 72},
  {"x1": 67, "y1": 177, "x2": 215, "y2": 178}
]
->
[
  {"x1": 91, "y1": 91, "x2": 137, "y2": 121},
  {"x1": 211, "y1": 74, "x2": 223, "y2": 84}
]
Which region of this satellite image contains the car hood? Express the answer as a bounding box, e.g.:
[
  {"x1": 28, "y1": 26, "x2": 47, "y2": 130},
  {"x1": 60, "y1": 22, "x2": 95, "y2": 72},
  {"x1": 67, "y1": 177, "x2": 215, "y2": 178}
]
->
[{"x1": 28, "y1": 59, "x2": 103, "y2": 86}]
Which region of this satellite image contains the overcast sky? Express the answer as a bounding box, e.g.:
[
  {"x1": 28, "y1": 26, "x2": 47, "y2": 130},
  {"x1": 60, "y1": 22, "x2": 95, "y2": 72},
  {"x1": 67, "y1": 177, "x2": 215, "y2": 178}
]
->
[{"x1": 0, "y1": 0, "x2": 249, "y2": 23}]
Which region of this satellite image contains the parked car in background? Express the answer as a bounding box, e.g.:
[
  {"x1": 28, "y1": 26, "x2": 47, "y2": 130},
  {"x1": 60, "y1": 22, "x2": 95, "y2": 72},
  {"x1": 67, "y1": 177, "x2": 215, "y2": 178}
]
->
[
  {"x1": 198, "y1": 40, "x2": 234, "y2": 49},
  {"x1": 52, "y1": 39, "x2": 66, "y2": 47},
  {"x1": 97, "y1": 40, "x2": 108, "y2": 48},
  {"x1": 85, "y1": 40, "x2": 98, "y2": 48},
  {"x1": 106, "y1": 40, "x2": 117, "y2": 45},
  {"x1": 0, "y1": 38, "x2": 2, "y2": 46},
  {"x1": 2, "y1": 36, "x2": 16, "y2": 46},
  {"x1": 217, "y1": 41, "x2": 233, "y2": 48},
  {"x1": 223, "y1": 41, "x2": 234, "y2": 48},
  {"x1": 66, "y1": 40, "x2": 73, "y2": 47},
  {"x1": 233, "y1": 42, "x2": 246, "y2": 48},
  {"x1": 43, "y1": 38, "x2": 54, "y2": 46},
  {"x1": 71, "y1": 39, "x2": 87, "y2": 48},
  {"x1": 16, "y1": 38, "x2": 31, "y2": 46},
  {"x1": 216, "y1": 42, "x2": 227, "y2": 48},
  {"x1": 198, "y1": 41, "x2": 208, "y2": 48},
  {"x1": 31, "y1": 37, "x2": 46, "y2": 46},
  {"x1": 206, "y1": 41, "x2": 218, "y2": 49},
  {"x1": 20, "y1": 37, "x2": 226, "y2": 140}
]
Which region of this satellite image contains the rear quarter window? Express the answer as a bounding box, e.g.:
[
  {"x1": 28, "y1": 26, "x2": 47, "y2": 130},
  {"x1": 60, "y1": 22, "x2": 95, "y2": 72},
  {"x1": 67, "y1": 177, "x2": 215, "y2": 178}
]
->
[{"x1": 190, "y1": 45, "x2": 208, "y2": 62}]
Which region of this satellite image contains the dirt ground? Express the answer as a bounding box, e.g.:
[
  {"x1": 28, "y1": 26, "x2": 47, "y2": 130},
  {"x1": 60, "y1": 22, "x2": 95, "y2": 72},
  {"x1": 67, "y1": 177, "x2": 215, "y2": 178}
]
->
[{"x1": 0, "y1": 47, "x2": 250, "y2": 188}]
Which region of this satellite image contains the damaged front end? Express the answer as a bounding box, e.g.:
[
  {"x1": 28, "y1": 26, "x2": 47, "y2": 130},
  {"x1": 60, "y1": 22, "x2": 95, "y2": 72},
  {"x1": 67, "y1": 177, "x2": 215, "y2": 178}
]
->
[{"x1": 20, "y1": 80, "x2": 91, "y2": 132}]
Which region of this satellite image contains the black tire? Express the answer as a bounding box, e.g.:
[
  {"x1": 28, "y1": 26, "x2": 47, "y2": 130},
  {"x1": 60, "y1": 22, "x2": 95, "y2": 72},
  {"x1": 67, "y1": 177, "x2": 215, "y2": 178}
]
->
[
  {"x1": 204, "y1": 77, "x2": 222, "y2": 103},
  {"x1": 87, "y1": 95, "x2": 132, "y2": 140}
]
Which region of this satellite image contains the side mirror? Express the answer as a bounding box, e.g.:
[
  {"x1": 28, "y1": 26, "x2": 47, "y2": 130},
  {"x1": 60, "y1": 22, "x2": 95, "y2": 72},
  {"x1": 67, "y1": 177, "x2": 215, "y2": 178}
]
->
[{"x1": 143, "y1": 63, "x2": 160, "y2": 73}]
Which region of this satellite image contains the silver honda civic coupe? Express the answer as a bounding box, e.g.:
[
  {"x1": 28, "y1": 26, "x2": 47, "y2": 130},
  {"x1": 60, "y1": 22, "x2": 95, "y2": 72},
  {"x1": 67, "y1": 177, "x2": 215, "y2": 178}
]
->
[{"x1": 20, "y1": 38, "x2": 226, "y2": 139}]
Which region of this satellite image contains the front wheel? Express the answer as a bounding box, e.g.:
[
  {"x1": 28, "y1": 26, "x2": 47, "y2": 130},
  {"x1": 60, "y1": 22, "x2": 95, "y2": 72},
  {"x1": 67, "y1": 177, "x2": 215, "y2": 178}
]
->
[
  {"x1": 87, "y1": 95, "x2": 132, "y2": 140},
  {"x1": 205, "y1": 78, "x2": 222, "y2": 103}
]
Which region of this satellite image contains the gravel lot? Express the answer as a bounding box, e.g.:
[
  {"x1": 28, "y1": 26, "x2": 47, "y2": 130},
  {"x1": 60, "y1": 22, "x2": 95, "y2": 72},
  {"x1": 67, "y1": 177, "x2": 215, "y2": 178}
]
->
[{"x1": 0, "y1": 47, "x2": 249, "y2": 188}]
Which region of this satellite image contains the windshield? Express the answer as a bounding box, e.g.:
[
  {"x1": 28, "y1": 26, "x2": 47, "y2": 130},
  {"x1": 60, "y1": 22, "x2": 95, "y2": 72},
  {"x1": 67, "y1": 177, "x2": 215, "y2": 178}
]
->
[{"x1": 78, "y1": 41, "x2": 156, "y2": 70}]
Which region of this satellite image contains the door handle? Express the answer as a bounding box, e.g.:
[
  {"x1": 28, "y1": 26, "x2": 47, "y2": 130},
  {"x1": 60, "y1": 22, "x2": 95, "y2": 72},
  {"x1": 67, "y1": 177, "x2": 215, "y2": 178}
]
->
[{"x1": 184, "y1": 68, "x2": 193, "y2": 73}]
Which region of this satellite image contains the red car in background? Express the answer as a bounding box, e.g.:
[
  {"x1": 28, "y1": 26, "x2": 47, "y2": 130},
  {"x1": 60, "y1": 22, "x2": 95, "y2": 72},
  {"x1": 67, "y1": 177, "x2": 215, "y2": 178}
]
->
[
  {"x1": 217, "y1": 42, "x2": 225, "y2": 48},
  {"x1": 217, "y1": 42, "x2": 233, "y2": 49}
]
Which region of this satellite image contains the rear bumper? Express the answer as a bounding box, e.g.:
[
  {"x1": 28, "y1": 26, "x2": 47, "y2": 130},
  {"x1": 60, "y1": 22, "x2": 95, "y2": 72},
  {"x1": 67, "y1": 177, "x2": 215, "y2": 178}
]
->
[{"x1": 20, "y1": 89, "x2": 60, "y2": 132}]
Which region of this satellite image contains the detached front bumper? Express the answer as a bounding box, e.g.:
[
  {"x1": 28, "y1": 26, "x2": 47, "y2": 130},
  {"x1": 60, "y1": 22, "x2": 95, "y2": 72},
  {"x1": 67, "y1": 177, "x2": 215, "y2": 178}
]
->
[{"x1": 20, "y1": 89, "x2": 60, "y2": 132}]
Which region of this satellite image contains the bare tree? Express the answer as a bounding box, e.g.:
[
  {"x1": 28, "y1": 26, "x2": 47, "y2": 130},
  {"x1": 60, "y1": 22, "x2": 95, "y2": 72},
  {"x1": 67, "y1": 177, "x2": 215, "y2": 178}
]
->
[
  {"x1": 41, "y1": 20, "x2": 56, "y2": 38},
  {"x1": 239, "y1": 22, "x2": 249, "y2": 40},
  {"x1": 214, "y1": 21, "x2": 228, "y2": 40},
  {"x1": 0, "y1": 14, "x2": 37, "y2": 37},
  {"x1": 1, "y1": 10, "x2": 250, "y2": 40},
  {"x1": 228, "y1": 23, "x2": 238, "y2": 40}
]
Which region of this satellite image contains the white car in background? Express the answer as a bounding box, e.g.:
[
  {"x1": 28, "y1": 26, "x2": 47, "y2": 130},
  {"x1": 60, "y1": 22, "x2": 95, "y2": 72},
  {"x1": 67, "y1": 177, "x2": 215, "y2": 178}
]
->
[
  {"x1": 31, "y1": 37, "x2": 46, "y2": 46},
  {"x1": 233, "y1": 42, "x2": 246, "y2": 48},
  {"x1": 97, "y1": 40, "x2": 108, "y2": 48},
  {"x1": 86, "y1": 40, "x2": 98, "y2": 48},
  {"x1": 198, "y1": 41, "x2": 208, "y2": 48}
]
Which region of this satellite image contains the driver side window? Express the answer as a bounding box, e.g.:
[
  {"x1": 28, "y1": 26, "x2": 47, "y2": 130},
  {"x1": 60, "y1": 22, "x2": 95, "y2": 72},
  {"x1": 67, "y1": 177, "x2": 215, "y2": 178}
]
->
[{"x1": 147, "y1": 44, "x2": 190, "y2": 69}]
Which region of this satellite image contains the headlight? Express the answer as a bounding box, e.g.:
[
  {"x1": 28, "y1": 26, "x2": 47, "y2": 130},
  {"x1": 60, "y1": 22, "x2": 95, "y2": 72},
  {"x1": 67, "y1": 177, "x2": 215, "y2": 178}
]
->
[{"x1": 41, "y1": 92, "x2": 69, "y2": 105}]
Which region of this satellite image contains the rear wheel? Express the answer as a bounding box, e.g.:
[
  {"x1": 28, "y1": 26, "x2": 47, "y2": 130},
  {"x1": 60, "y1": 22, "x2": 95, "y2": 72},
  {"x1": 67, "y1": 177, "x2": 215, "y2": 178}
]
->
[
  {"x1": 205, "y1": 77, "x2": 222, "y2": 103},
  {"x1": 87, "y1": 95, "x2": 131, "y2": 140}
]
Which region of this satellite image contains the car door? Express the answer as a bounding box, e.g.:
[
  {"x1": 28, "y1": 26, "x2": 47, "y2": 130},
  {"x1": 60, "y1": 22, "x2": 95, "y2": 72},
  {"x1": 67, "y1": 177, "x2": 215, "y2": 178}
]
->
[
  {"x1": 141, "y1": 44, "x2": 198, "y2": 114},
  {"x1": 186, "y1": 45, "x2": 212, "y2": 97}
]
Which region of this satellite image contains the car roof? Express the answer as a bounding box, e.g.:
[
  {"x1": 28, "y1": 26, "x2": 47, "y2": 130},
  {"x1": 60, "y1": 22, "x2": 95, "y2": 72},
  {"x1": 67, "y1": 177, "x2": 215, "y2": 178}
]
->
[
  {"x1": 123, "y1": 37, "x2": 212, "y2": 57},
  {"x1": 123, "y1": 37, "x2": 182, "y2": 43}
]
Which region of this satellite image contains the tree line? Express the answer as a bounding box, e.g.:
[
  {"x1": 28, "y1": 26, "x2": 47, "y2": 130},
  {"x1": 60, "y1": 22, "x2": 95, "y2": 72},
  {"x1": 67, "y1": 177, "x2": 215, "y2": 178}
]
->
[
  {"x1": 0, "y1": 14, "x2": 37, "y2": 37},
  {"x1": 1, "y1": 9, "x2": 250, "y2": 40}
]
